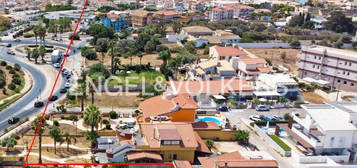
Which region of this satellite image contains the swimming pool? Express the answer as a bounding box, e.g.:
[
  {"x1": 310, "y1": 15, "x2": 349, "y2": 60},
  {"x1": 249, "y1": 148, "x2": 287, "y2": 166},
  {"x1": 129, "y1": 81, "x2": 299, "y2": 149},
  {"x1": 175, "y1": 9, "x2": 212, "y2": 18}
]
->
[{"x1": 196, "y1": 117, "x2": 222, "y2": 125}]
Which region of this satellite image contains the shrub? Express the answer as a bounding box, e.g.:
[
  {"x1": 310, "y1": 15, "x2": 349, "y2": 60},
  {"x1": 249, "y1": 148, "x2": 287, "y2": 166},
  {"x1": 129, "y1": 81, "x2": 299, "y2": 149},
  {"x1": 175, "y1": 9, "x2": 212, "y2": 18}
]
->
[
  {"x1": 0, "y1": 61, "x2": 7, "y2": 66},
  {"x1": 11, "y1": 134, "x2": 20, "y2": 140},
  {"x1": 269, "y1": 134, "x2": 291, "y2": 151},
  {"x1": 12, "y1": 73, "x2": 19, "y2": 78},
  {"x1": 53, "y1": 120, "x2": 60, "y2": 126},
  {"x1": 69, "y1": 114, "x2": 78, "y2": 121},
  {"x1": 2, "y1": 88, "x2": 7, "y2": 95},
  {"x1": 12, "y1": 78, "x2": 21, "y2": 85},
  {"x1": 9, "y1": 69, "x2": 16, "y2": 74},
  {"x1": 14, "y1": 64, "x2": 21, "y2": 71},
  {"x1": 102, "y1": 119, "x2": 109, "y2": 125},
  {"x1": 6, "y1": 65, "x2": 12, "y2": 70},
  {"x1": 23, "y1": 33, "x2": 34, "y2": 38},
  {"x1": 109, "y1": 111, "x2": 118, "y2": 119},
  {"x1": 69, "y1": 33, "x2": 80, "y2": 40},
  {"x1": 8, "y1": 83, "x2": 16, "y2": 90}
]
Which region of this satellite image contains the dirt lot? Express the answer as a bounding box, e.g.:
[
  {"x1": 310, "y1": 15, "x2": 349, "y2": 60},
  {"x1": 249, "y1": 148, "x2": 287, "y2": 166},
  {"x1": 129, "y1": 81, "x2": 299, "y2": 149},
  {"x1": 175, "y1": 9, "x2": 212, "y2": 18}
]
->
[
  {"x1": 302, "y1": 92, "x2": 326, "y2": 104},
  {"x1": 246, "y1": 48, "x2": 300, "y2": 73}
]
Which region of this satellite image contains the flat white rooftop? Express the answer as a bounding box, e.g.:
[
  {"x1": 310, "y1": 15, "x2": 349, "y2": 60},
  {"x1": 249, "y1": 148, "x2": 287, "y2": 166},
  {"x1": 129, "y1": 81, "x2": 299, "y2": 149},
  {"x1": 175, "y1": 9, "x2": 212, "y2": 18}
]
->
[
  {"x1": 301, "y1": 45, "x2": 357, "y2": 60},
  {"x1": 301, "y1": 104, "x2": 356, "y2": 131}
]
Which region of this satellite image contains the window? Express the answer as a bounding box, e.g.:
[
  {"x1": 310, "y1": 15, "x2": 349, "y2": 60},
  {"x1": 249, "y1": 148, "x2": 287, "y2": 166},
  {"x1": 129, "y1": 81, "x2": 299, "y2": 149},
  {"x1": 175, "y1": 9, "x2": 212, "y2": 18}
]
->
[
  {"x1": 347, "y1": 72, "x2": 350, "y2": 76},
  {"x1": 337, "y1": 80, "x2": 341, "y2": 83},
  {"x1": 349, "y1": 62, "x2": 352, "y2": 66},
  {"x1": 330, "y1": 137, "x2": 335, "y2": 147},
  {"x1": 173, "y1": 154, "x2": 177, "y2": 160},
  {"x1": 314, "y1": 56, "x2": 317, "y2": 59},
  {"x1": 351, "y1": 83, "x2": 355, "y2": 86},
  {"x1": 344, "y1": 81, "x2": 347, "y2": 85},
  {"x1": 313, "y1": 65, "x2": 316, "y2": 68},
  {"x1": 319, "y1": 57, "x2": 321, "y2": 60},
  {"x1": 343, "y1": 71, "x2": 346, "y2": 75}
]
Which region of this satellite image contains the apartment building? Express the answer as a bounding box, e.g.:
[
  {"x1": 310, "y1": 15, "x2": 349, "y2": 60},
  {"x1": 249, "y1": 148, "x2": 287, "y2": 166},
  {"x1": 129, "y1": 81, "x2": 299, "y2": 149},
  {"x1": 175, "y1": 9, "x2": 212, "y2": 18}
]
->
[
  {"x1": 209, "y1": 6, "x2": 234, "y2": 22},
  {"x1": 102, "y1": 11, "x2": 129, "y2": 32},
  {"x1": 289, "y1": 103, "x2": 357, "y2": 163},
  {"x1": 209, "y1": 46, "x2": 248, "y2": 61},
  {"x1": 130, "y1": 10, "x2": 153, "y2": 28},
  {"x1": 235, "y1": 58, "x2": 271, "y2": 81},
  {"x1": 297, "y1": 45, "x2": 357, "y2": 92}
]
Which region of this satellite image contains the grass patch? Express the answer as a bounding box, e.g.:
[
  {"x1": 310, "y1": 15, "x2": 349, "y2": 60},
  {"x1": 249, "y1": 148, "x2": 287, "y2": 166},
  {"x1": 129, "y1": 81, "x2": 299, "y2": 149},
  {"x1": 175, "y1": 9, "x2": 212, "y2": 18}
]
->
[
  {"x1": 107, "y1": 71, "x2": 165, "y2": 86},
  {"x1": 269, "y1": 134, "x2": 291, "y2": 151},
  {"x1": 0, "y1": 94, "x2": 21, "y2": 111}
]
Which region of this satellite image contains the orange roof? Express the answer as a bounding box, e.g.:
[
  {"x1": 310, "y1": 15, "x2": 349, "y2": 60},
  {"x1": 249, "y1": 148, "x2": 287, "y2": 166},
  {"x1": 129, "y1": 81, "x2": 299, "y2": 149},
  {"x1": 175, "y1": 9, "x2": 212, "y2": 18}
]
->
[
  {"x1": 213, "y1": 46, "x2": 248, "y2": 57},
  {"x1": 139, "y1": 93, "x2": 199, "y2": 119},
  {"x1": 154, "y1": 10, "x2": 180, "y2": 16},
  {"x1": 239, "y1": 58, "x2": 267, "y2": 65},
  {"x1": 233, "y1": 5, "x2": 255, "y2": 9},
  {"x1": 199, "y1": 152, "x2": 278, "y2": 168},
  {"x1": 192, "y1": 121, "x2": 221, "y2": 131},
  {"x1": 127, "y1": 151, "x2": 163, "y2": 161},
  {"x1": 174, "y1": 160, "x2": 193, "y2": 168},
  {"x1": 119, "y1": 140, "x2": 134, "y2": 145},
  {"x1": 170, "y1": 79, "x2": 253, "y2": 94},
  {"x1": 139, "y1": 123, "x2": 198, "y2": 148},
  {"x1": 194, "y1": 132, "x2": 212, "y2": 154}
]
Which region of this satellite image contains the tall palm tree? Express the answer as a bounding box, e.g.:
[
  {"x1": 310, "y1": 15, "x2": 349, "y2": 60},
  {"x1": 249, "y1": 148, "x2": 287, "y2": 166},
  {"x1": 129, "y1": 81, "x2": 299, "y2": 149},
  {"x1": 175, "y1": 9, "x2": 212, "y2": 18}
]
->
[
  {"x1": 137, "y1": 52, "x2": 144, "y2": 65},
  {"x1": 63, "y1": 132, "x2": 76, "y2": 151},
  {"x1": 158, "y1": 50, "x2": 171, "y2": 66},
  {"x1": 38, "y1": 45, "x2": 46, "y2": 63},
  {"x1": 33, "y1": 26, "x2": 39, "y2": 45},
  {"x1": 32, "y1": 48, "x2": 39, "y2": 64},
  {"x1": 31, "y1": 116, "x2": 48, "y2": 164},
  {"x1": 25, "y1": 47, "x2": 31, "y2": 61},
  {"x1": 84, "y1": 105, "x2": 101, "y2": 132},
  {"x1": 38, "y1": 26, "x2": 46, "y2": 45},
  {"x1": 49, "y1": 126, "x2": 63, "y2": 154}
]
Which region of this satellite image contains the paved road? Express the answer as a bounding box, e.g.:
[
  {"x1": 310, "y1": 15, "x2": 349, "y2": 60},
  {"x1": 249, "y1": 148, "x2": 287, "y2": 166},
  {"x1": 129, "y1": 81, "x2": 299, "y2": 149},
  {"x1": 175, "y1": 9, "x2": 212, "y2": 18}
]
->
[{"x1": 0, "y1": 40, "x2": 70, "y2": 132}]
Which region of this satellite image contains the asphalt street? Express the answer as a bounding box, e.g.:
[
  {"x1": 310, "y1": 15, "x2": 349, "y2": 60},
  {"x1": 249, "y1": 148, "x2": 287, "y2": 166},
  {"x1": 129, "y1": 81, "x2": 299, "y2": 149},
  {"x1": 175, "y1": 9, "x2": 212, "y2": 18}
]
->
[{"x1": 0, "y1": 40, "x2": 68, "y2": 132}]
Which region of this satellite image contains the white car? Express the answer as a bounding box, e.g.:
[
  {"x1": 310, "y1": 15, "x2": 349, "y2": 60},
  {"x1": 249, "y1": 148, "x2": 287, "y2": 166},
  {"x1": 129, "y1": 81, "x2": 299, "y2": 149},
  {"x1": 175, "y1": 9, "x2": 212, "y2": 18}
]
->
[
  {"x1": 53, "y1": 63, "x2": 61, "y2": 68},
  {"x1": 65, "y1": 82, "x2": 71, "y2": 88},
  {"x1": 249, "y1": 115, "x2": 261, "y2": 122}
]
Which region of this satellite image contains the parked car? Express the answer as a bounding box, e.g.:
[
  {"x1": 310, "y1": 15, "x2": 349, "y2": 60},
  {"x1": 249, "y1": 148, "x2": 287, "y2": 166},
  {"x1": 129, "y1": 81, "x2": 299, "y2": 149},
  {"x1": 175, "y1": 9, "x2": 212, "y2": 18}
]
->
[
  {"x1": 5, "y1": 43, "x2": 11, "y2": 47},
  {"x1": 216, "y1": 106, "x2": 229, "y2": 112},
  {"x1": 65, "y1": 82, "x2": 71, "y2": 88},
  {"x1": 49, "y1": 95, "x2": 58, "y2": 101},
  {"x1": 8, "y1": 117, "x2": 20, "y2": 124},
  {"x1": 255, "y1": 105, "x2": 270, "y2": 111},
  {"x1": 7, "y1": 50, "x2": 15, "y2": 55},
  {"x1": 14, "y1": 39, "x2": 21, "y2": 42},
  {"x1": 272, "y1": 115, "x2": 284, "y2": 121},
  {"x1": 53, "y1": 63, "x2": 61, "y2": 68},
  {"x1": 249, "y1": 115, "x2": 261, "y2": 122},
  {"x1": 60, "y1": 88, "x2": 67, "y2": 93},
  {"x1": 34, "y1": 101, "x2": 44, "y2": 108}
]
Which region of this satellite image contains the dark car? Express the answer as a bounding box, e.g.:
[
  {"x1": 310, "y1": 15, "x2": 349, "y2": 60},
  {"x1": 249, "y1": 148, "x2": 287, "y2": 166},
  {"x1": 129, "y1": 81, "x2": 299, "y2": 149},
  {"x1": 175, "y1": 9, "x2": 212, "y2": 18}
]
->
[
  {"x1": 6, "y1": 43, "x2": 12, "y2": 47},
  {"x1": 49, "y1": 95, "x2": 58, "y2": 101},
  {"x1": 216, "y1": 106, "x2": 229, "y2": 112},
  {"x1": 34, "y1": 101, "x2": 44, "y2": 108},
  {"x1": 60, "y1": 88, "x2": 67, "y2": 93},
  {"x1": 8, "y1": 117, "x2": 20, "y2": 124}
]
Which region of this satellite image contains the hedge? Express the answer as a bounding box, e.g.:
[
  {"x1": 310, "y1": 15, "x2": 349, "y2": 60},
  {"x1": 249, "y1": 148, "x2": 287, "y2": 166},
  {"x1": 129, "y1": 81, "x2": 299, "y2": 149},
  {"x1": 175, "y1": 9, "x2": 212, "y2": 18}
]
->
[{"x1": 269, "y1": 134, "x2": 291, "y2": 151}]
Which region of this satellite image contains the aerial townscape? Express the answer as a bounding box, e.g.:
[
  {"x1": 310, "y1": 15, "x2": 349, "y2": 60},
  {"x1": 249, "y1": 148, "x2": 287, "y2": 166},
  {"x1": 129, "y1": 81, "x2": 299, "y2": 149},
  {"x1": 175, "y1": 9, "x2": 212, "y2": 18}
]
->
[{"x1": 0, "y1": 0, "x2": 357, "y2": 167}]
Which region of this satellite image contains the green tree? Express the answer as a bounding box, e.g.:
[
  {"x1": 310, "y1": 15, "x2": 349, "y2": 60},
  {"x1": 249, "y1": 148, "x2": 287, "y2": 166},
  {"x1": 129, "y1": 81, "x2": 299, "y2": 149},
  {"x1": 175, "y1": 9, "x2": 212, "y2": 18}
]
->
[
  {"x1": 172, "y1": 21, "x2": 182, "y2": 33},
  {"x1": 81, "y1": 47, "x2": 97, "y2": 60},
  {"x1": 289, "y1": 39, "x2": 301, "y2": 49},
  {"x1": 31, "y1": 116, "x2": 48, "y2": 164},
  {"x1": 32, "y1": 48, "x2": 40, "y2": 64},
  {"x1": 85, "y1": 131, "x2": 99, "y2": 146},
  {"x1": 157, "y1": 50, "x2": 171, "y2": 66},
  {"x1": 95, "y1": 38, "x2": 109, "y2": 52},
  {"x1": 49, "y1": 126, "x2": 63, "y2": 154},
  {"x1": 25, "y1": 47, "x2": 31, "y2": 61},
  {"x1": 63, "y1": 132, "x2": 76, "y2": 151},
  {"x1": 56, "y1": 105, "x2": 67, "y2": 113},
  {"x1": 84, "y1": 105, "x2": 101, "y2": 132},
  {"x1": 1, "y1": 136, "x2": 17, "y2": 151},
  {"x1": 352, "y1": 41, "x2": 357, "y2": 49},
  {"x1": 234, "y1": 130, "x2": 250, "y2": 145},
  {"x1": 326, "y1": 11, "x2": 355, "y2": 33},
  {"x1": 38, "y1": 45, "x2": 46, "y2": 62},
  {"x1": 205, "y1": 139, "x2": 214, "y2": 150}
]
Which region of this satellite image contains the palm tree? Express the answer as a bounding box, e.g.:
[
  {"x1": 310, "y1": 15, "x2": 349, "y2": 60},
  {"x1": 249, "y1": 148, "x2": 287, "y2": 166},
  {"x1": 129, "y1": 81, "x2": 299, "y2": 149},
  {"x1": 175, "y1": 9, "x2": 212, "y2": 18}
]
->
[
  {"x1": 1, "y1": 136, "x2": 17, "y2": 152},
  {"x1": 33, "y1": 26, "x2": 39, "y2": 45},
  {"x1": 84, "y1": 105, "x2": 101, "y2": 132},
  {"x1": 113, "y1": 57, "x2": 121, "y2": 73},
  {"x1": 31, "y1": 116, "x2": 48, "y2": 164},
  {"x1": 137, "y1": 52, "x2": 144, "y2": 65},
  {"x1": 63, "y1": 132, "x2": 76, "y2": 151},
  {"x1": 108, "y1": 41, "x2": 116, "y2": 74},
  {"x1": 205, "y1": 139, "x2": 214, "y2": 150},
  {"x1": 38, "y1": 45, "x2": 46, "y2": 63},
  {"x1": 25, "y1": 47, "x2": 31, "y2": 61},
  {"x1": 158, "y1": 50, "x2": 171, "y2": 66},
  {"x1": 49, "y1": 126, "x2": 63, "y2": 154},
  {"x1": 38, "y1": 26, "x2": 46, "y2": 45},
  {"x1": 32, "y1": 48, "x2": 39, "y2": 64}
]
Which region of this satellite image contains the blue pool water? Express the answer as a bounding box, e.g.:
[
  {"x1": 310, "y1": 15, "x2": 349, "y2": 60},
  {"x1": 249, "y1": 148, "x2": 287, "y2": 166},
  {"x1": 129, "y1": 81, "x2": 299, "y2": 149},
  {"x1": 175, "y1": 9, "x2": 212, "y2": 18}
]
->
[{"x1": 197, "y1": 117, "x2": 222, "y2": 125}]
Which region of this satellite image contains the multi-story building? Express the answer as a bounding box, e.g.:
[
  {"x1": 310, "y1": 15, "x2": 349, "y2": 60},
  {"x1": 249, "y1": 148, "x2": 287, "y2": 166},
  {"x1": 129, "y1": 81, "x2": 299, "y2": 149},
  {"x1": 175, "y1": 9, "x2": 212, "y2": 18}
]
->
[
  {"x1": 233, "y1": 5, "x2": 255, "y2": 19},
  {"x1": 297, "y1": 45, "x2": 357, "y2": 92},
  {"x1": 133, "y1": 122, "x2": 211, "y2": 163},
  {"x1": 235, "y1": 58, "x2": 271, "y2": 81},
  {"x1": 130, "y1": 10, "x2": 153, "y2": 28},
  {"x1": 287, "y1": 102, "x2": 357, "y2": 163},
  {"x1": 209, "y1": 6, "x2": 234, "y2": 21},
  {"x1": 102, "y1": 11, "x2": 129, "y2": 32},
  {"x1": 152, "y1": 10, "x2": 181, "y2": 24}
]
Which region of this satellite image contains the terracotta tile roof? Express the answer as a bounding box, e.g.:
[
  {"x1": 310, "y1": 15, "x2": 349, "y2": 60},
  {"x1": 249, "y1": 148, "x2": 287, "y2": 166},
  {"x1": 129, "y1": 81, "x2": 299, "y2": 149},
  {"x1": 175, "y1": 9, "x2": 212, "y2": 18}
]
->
[
  {"x1": 170, "y1": 79, "x2": 253, "y2": 94},
  {"x1": 192, "y1": 121, "x2": 221, "y2": 131},
  {"x1": 139, "y1": 93, "x2": 199, "y2": 119},
  {"x1": 139, "y1": 123, "x2": 199, "y2": 148},
  {"x1": 173, "y1": 160, "x2": 193, "y2": 168},
  {"x1": 233, "y1": 5, "x2": 255, "y2": 9},
  {"x1": 194, "y1": 132, "x2": 212, "y2": 154},
  {"x1": 213, "y1": 46, "x2": 248, "y2": 57},
  {"x1": 239, "y1": 58, "x2": 267, "y2": 65},
  {"x1": 154, "y1": 10, "x2": 180, "y2": 16},
  {"x1": 119, "y1": 140, "x2": 134, "y2": 145},
  {"x1": 199, "y1": 152, "x2": 278, "y2": 168},
  {"x1": 127, "y1": 151, "x2": 163, "y2": 161}
]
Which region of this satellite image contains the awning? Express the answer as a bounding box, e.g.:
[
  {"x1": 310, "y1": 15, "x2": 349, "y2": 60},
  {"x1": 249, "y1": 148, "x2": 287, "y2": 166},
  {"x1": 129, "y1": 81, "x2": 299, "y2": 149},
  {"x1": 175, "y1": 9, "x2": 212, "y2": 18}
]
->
[
  {"x1": 302, "y1": 77, "x2": 329, "y2": 85},
  {"x1": 253, "y1": 91, "x2": 280, "y2": 97},
  {"x1": 212, "y1": 95, "x2": 226, "y2": 100}
]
